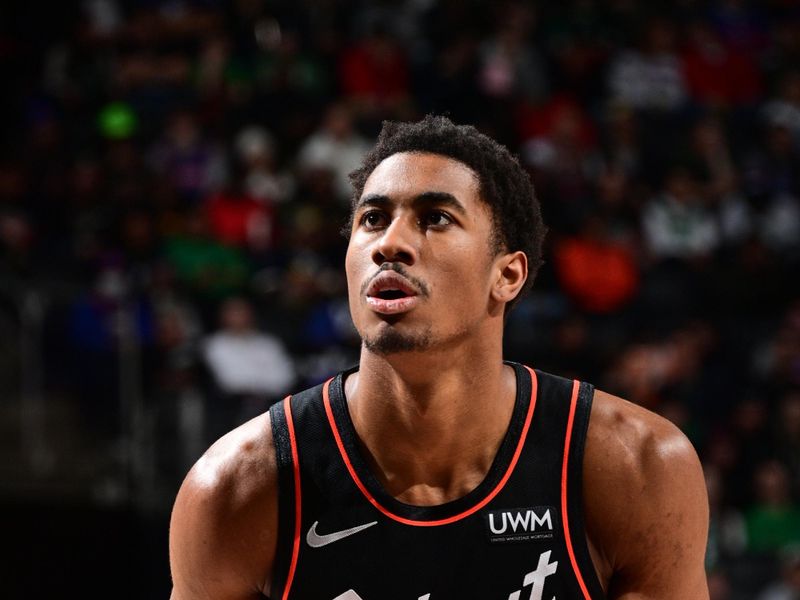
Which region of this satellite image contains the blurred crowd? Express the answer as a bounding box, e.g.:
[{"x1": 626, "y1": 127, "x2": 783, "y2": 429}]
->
[{"x1": 1, "y1": 0, "x2": 800, "y2": 597}]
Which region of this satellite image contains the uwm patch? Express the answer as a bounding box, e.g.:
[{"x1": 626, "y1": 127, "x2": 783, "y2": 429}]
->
[{"x1": 484, "y1": 506, "x2": 558, "y2": 543}]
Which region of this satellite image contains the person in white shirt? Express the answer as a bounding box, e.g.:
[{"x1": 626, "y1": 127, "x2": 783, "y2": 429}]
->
[
  {"x1": 202, "y1": 296, "x2": 296, "y2": 439},
  {"x1": 297, "y1": 103, "x2": 371, "y2": 203}
]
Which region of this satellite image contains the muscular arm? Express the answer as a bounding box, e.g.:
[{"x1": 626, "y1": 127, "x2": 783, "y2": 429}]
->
[
  {"x1": 584, "y1": 390, "x2": 709, "y2": 600},
  {"x1": 169, "y1": 412, "x2": 278, "y2": 600}
]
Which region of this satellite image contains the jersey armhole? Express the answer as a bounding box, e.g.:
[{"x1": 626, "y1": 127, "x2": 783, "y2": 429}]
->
[
  {"x1": 268, "y1": 397, "x2": 301, "y2": 599},
  {"x1": 564, "y1": 381, "x2": 607, "y2": 600}
]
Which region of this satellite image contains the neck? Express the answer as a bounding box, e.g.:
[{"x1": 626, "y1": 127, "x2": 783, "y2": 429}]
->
[{"x1": 344, "y1": 334, "x2": 517, "y2": 505}]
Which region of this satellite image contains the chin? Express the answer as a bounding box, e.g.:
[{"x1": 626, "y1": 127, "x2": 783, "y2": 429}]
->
[{"x1": 362, "y1": 325, "x2": 433, "y2": 355}]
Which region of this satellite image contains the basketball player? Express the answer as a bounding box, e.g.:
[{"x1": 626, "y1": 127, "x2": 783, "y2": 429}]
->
[{"x1": 169, "y1": 116, "x2": 709, "y2": 599}]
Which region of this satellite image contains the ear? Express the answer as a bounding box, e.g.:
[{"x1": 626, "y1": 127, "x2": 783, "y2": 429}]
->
[{"x1": 491, "y1": 250, "x2": 528, "y2": 305}]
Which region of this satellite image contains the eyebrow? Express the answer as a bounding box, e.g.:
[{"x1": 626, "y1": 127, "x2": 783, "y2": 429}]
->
[{"x1": 355, "y1": 191, "x2": 468, "y2": 216}]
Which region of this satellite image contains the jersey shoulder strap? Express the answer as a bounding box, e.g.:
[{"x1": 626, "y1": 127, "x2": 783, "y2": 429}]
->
[
  {"x1": 533, "y1": 369, "x2": 603, "y2": 599},
  {"x1": 268, "y1": 381, "x2": 328, "y2": 599}
]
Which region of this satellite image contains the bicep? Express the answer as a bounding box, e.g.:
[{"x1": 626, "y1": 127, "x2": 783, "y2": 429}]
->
[
  {"x1": 169, "y1": 416, "x2": 278, "y2": 600},
  {"x1": 169, "y1": 476, "x2": 265, "y2": 600},
  {"x1": 607, "y1": 427, "x2": 710, "y2": 599},
  {"x1": 585, "y1": 391, "x2": 710, "y2": 600}
]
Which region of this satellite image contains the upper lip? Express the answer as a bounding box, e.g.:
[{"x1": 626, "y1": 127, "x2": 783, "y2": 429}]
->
[{"x1": 365, "y1": 271, "x2": 419, "y2": 297}]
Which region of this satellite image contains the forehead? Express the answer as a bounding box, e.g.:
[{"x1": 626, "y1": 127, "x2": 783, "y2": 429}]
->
[{"x1": 362, "y1": 152, "x2": 481, "y2": 206}]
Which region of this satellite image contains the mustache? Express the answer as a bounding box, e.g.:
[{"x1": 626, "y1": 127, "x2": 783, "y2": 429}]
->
[{"x1": 360, "y1": 263, "x2": 431, "y2": 298}]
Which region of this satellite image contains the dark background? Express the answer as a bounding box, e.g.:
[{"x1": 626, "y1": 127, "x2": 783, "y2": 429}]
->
[{"x1": 1, "y1": 1, "x2": 799, "y2": 598}]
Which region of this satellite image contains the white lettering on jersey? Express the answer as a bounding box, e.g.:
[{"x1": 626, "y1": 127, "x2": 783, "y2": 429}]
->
[
  {"x1": 488, "y1": 508, "x2": 553, "y2": 535},
  {"x1": 489, "y1": 512, "x2": 506, "y2": 534},
  {"x1": 531, "y1": 509, "x2": 553, "y2": 530},
  {"x1": 508, "y1": 550, "x2": 558, "y2": 600},
  {"x1": 330, "y1": 549, "x2": 558, "y2": 600},
  {"x1": 333, "y1": 592, "x2": 429, "y2": 600},
  {"x1": 333, "y1": 592, "x2": 363, "y2": 600}
]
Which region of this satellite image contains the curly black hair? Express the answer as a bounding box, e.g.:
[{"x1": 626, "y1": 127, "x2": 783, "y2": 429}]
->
[{"x1": 347, "y1": 114, "x2": 547, "y2": 308}]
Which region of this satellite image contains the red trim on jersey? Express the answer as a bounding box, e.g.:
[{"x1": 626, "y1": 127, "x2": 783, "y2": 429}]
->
[
  {"x1": 282, "y1": 396, "x2": 302, "y2": 600},
  {"x1": 322, "y1": 366, "x2": 538, "y2": 527},
  {"x1": 561, "y1": 380, "x2": 592, "y2": 600}
]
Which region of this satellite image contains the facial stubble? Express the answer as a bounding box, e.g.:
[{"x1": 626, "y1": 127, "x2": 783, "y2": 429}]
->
[{"x1": 362, "y1": 321, "x2": 433, "y2": 354}]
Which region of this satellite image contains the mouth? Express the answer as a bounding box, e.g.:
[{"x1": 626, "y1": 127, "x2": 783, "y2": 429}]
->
[
  {"x1": 365, "y1": 272, "x2": 421, "y2": 315},
  {"x1": 373, "y1": 289, "x2": 411, "y2": 300}
]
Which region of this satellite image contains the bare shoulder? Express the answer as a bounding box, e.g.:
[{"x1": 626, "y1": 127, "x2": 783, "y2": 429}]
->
[
  {"x1": 583, "y1": 389, "x2": 709, "y2": 598},
  {"x1": 169, "y1": 410, "x2": 279, "y2": 600},
  {"x1": 585, "y1": 389, "x2": 703, "y2": 482}
]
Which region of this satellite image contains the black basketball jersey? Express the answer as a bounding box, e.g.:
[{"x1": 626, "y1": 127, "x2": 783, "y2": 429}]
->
[{"x1": 267, "y1": 362, "x2": 606, "y2": 600}]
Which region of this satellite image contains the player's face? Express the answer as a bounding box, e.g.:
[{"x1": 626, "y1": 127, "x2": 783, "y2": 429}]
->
[{"x1": 346, "y1": 152, "x2": 500, "y2": 355}]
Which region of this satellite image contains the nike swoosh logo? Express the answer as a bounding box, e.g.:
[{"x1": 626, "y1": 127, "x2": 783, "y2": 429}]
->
[{"x1": 306, "y1": 520, "x2": 378, "y2": 548}]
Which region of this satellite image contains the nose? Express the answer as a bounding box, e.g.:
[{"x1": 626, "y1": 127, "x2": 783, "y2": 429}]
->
[{"x1": 373, "y1": 216, "x2": 417, "y2": 266}]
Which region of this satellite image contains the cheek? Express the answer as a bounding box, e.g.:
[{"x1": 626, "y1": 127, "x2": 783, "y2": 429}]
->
[
  {"x1": 345, "y1": 247, "x2": 361, "y2": 299},
  {"x1": 345, "y1": 241, "x2": 372, "y2": 317},
  {"x1": 430, "y1": 246, "x2": 492, "y2": 306}
]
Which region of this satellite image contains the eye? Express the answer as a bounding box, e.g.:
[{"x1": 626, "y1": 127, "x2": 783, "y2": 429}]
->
[
  {"x1": 421, "y1": 210, "x2": 453, "y2": 229},
  {"x1": 359, "y1": 210, "x2": 388, "y2": 230}
]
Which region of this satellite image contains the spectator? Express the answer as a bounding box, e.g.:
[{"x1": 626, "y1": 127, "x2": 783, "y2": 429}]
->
[
  {"x1": 683, "y1": 118, "x2": 754, "y2": 249},
  {"x1": 757, "y1": 546, "x2": 800, "y2": 600},
  {"x1": 598, "y1": 102, "x2": 645, "y2": 181},
  {"x1": 745, "y1": 460, "x2": 800, "y2": 554},
  {"x1": 608, "y1": 16, "x2": 688, "y2": 112},
  {"x1": 162, "y1": 207, "x2": 251, "y2": 314},
  {"x1": 681, "y1": 20, "x2": 762, "y2": 110},
  {"x1": 742, "y1": 120, "x2": 800, "y2": 256},
  {"x1": 201, "y1": 296, "x2": 296, "y2": 441},
  {"x1": 537, "y1": 2, "x2": 613, "y2": 101},
  {"x1": 296, "y1": 103, "x2": 371, "y2": 203},
  {"x1": 743, "y1": 120, "x2": 800, "y2": 203},
  {"x1": 688, "y1": 117, "x2": 739, "y2": 199},
  {"x1": 204, "y1": 183, "x2": 276, "y2": 254},
  {"x1": 202, "y1": 296, "x2": 295, "y2": 400},
  {"x1": 521, "y1": 95, "x2": 598, "y2": 231},
  {"x1": 234, "y1": 125, "x2": 294, "y2": 205},
  {"x1": 705, "y1": 463, "x2": 747, "y2": 572},
  {"x1": 338, "y1": 22, "x2": 411, "y2": 120},
  {"x1": 147, "y1": 109, "x2": 227, "y2": 204},
  {"x1": 641, "y1": 166, "x2": 720, "y2": 265},
  {"x1": 762, "y1": 71, "x2": 800, "y2": 148},
  {"x1": 476, "y1": 2, "x2": 548, "y2": 103},
  {"x1": 753, "y1": 301, "x2": 800, "y2": 389},
  {"x1": 553, "y1": 216, "x2": 639, "y2": 314},
  {"x1": 253, "y1": 27, "x2": 330, "y2": 103},
  {"x1": 592, "y1": 164, "x2": 641, "y2": 249},
  {"x1": 605, "y1": 323, "x2": 714, "y2": 411},
  {"x1": 707, "y1": 0, "x2": 769, "y2": 55},
  {"x1": 67, "y1": 260, "x2": 156, "y2": 445}
]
